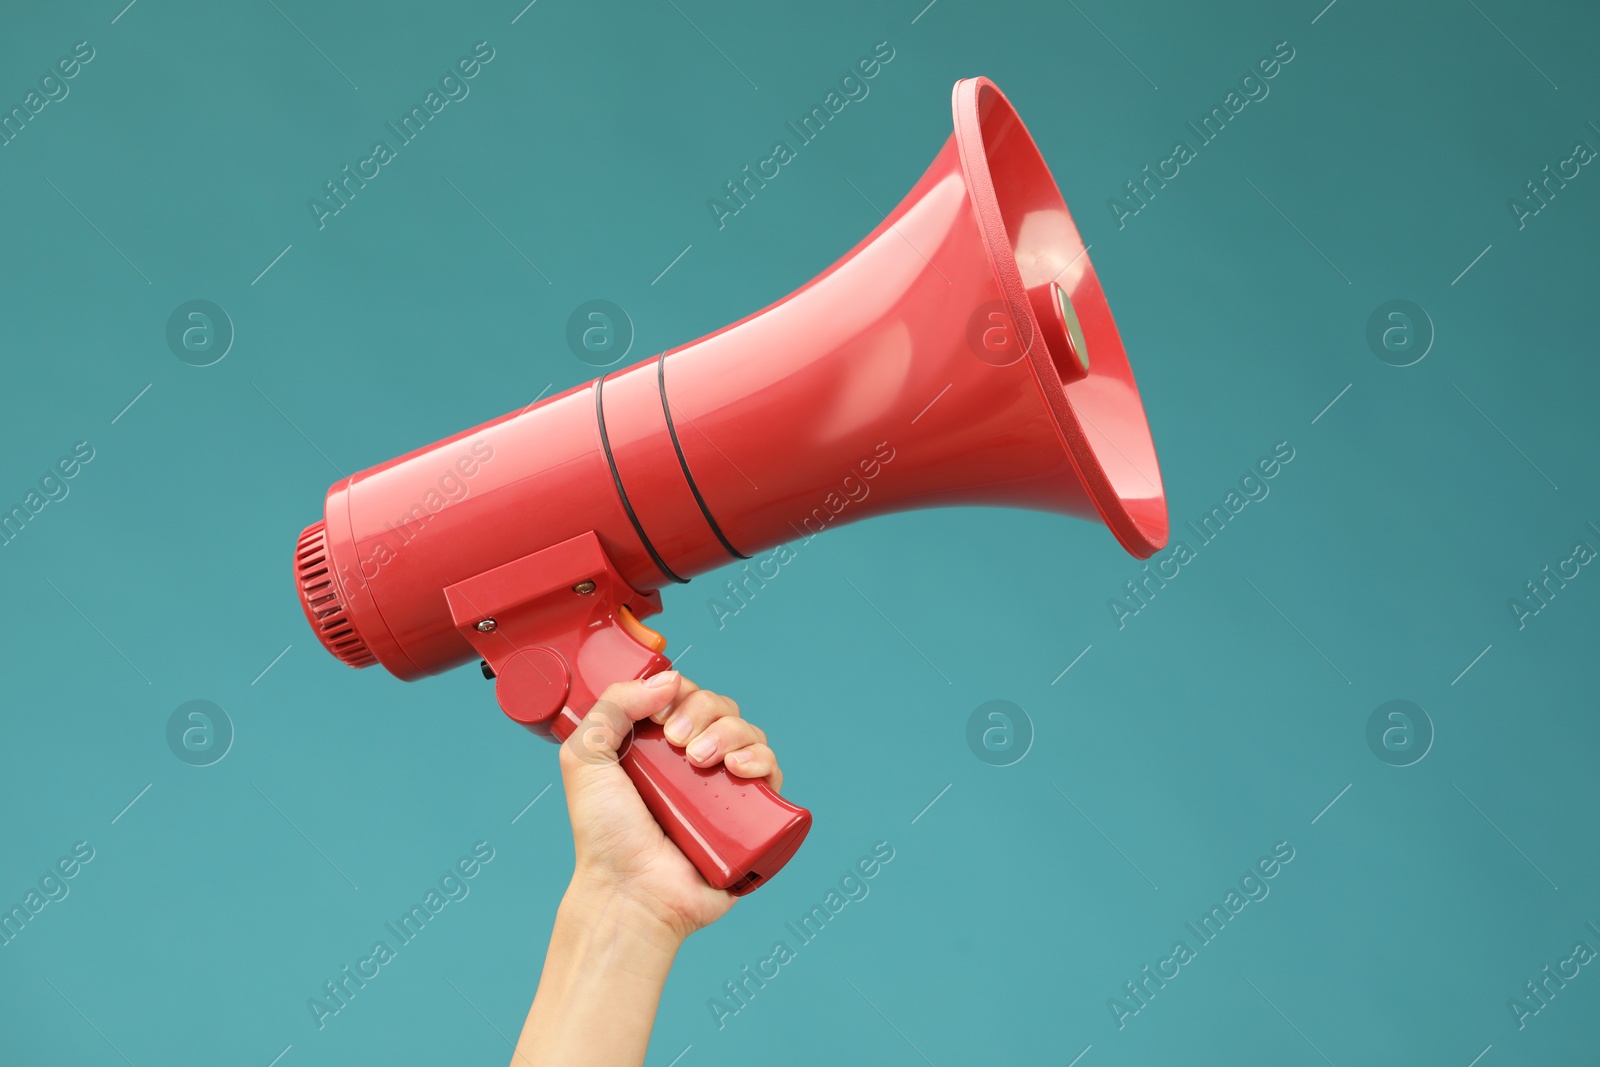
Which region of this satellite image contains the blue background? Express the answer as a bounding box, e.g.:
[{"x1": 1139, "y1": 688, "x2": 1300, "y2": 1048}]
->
[{"x1": 2, "y1": 0, "x2": 1597, "y2": 1064}]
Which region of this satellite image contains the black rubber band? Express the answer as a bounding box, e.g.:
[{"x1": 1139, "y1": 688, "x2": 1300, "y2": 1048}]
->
[
  {"x1": 595, "y1": 373, "x2": 687, "y2": 584},
  {"x1": 657, "y1": 353, "x2": 749, "y2": 560}
]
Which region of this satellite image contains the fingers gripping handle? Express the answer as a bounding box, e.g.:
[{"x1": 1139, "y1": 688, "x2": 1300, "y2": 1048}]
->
[{"x1": 617, "y1": 717, "x2": 812, "y2": 896}]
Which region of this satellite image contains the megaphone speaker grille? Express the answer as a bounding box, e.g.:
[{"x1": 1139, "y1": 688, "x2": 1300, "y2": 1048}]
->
[{"x1": 295, "y1": 520, "x2": 377, "y2": 668}]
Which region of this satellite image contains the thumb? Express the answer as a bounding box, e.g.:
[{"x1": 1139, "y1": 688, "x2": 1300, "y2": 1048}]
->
[{"x1": 560, "y1": 671, "x2": 682, "y2": 775}]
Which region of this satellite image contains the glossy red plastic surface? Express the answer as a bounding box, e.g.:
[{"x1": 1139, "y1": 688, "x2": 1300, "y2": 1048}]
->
[
  {"x1": 293, "y1": 78, "x2": 1167, "y2": 894},
  {"x1": 664, "y1": 77, "x2": 1166, "y2": 559}
]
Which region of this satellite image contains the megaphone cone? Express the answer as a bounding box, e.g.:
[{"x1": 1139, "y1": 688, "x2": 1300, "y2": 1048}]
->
[
  {"x1": 615, "y1": 76, "x2": 1168, "y2": 576},
  {"x1": 294, "y1": 77, "x2": 1167, "y2": 893}
]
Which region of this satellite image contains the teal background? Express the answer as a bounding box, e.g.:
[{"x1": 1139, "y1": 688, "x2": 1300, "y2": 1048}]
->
[{"x1": 2, "y1": 0, "x2": 1597, "y2": 1064}]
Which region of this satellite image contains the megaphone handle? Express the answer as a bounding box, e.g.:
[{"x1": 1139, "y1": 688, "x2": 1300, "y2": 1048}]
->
[
  {"x1": 450, "y1": 534, "x2": 811, "y2": 893},
  {"x1": 554, "y1": 630, "x2": 812, "y2": 896},
  {"x1": 614, "y1": 712, "x2": 813, "y2": 896}
]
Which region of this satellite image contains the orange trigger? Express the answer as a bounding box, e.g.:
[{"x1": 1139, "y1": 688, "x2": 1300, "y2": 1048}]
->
[{"x1": 618, "y1": 606, "x2": 668, "y2": 654}]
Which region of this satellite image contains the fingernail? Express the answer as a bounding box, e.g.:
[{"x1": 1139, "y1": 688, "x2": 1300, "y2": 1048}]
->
[
  {"x1": 664, "y1": 713, "x2": 691, "y2": 746},
  {"x1": 644, "y1": 670, "x2": 678, "y2": 689},
  {"x1": 687, "y1": 735, "x2": 717, "y2": 763},
  {"x1": 726, "y1": 749, "x2": 750, "y2": 767}
]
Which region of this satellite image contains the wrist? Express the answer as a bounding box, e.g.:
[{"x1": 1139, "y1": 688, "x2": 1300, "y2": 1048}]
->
[
  {"x1": 517, "y1": 876, "x2": 683, "y2": 1064},
  {"x1": 561, "y1": 872, "x2": 690, "y2": 954}
]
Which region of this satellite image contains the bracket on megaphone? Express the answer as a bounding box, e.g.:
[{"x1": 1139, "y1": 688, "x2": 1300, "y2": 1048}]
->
[
  {"x1": 444, "y1": 531, "x2": 669, "y2": 739},
  {"x1": 442, "y1": 531, "x2": 812, "y2": 894}
]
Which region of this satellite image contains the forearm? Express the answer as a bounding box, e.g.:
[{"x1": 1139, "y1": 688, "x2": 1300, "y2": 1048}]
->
[{"x1": 512, "y1": 882, "x2": 685, "y2": 1067}]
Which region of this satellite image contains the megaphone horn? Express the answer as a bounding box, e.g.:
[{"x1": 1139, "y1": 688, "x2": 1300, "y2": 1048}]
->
[{"x1": 294, "y1": 76, "x2": 1167, "y2": 894}]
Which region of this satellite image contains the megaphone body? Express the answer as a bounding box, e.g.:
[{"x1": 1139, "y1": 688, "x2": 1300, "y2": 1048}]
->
[{"x1": 294, "y1": 78, "x2": 1167, "y2": 895}]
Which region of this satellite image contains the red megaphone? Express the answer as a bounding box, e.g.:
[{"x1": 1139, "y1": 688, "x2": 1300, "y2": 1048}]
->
[{"x1": 293, "y1": 77, "x2": 1167, "y2": 895}]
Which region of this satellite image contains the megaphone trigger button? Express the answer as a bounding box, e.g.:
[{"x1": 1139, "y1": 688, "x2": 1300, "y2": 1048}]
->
[{"x1": 618, "y1": 606, "x2": 668, "y2": 654}]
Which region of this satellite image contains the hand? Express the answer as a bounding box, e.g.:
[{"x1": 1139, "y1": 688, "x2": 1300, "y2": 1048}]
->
[
  {"x1": 515, "y1": 673, "x2": 780, "y2": 1066},
  {"x1": 558, "y1": 671, "x2": 783, "y2": 940}
]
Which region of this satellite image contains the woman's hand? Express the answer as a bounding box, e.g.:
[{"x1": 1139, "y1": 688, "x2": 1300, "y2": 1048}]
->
[
  {"x1": 513, "y1": 673, "x2": 784, "y2": 1067},
  {"x1": 558, "y1": 670, "x2": 784, "y2": 939}
]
